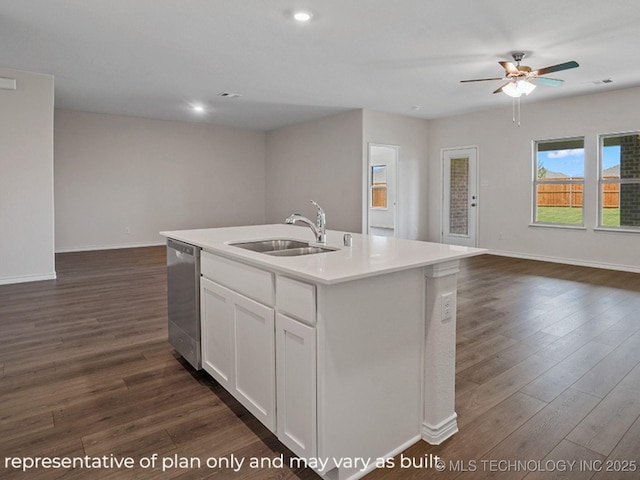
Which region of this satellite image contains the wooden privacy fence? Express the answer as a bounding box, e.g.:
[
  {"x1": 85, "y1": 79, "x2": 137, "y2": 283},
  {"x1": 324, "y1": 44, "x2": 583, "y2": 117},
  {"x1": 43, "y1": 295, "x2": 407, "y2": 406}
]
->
[{"x1": 537, "y1": 177, "x2": 620, "y2": 208}]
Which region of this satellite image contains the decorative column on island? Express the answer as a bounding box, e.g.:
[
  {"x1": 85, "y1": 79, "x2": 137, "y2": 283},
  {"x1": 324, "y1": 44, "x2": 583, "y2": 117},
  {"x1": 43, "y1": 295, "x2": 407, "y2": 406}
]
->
[{"x1": 423, "y1": 260, "x2": 461, "y2": 444}]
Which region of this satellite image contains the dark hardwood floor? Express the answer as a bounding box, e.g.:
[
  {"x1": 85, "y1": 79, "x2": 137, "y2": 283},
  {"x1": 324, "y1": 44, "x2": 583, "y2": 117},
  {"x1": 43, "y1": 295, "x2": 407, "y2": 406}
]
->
[{"x1": 1, "y1": 248, "x2": 639, "y2": 479}]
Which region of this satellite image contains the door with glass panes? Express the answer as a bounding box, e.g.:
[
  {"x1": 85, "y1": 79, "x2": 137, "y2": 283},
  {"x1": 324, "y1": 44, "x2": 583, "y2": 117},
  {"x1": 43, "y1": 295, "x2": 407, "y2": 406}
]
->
[{"x1": 442, "y1": 147, "x2": 478, "y2": 247}]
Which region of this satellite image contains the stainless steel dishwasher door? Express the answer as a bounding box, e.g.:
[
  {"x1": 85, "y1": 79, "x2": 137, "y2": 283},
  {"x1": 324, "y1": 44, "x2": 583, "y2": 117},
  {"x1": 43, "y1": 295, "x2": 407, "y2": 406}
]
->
[{"x1": 167, "y1": 238, "x2": 201, "y2": 370}]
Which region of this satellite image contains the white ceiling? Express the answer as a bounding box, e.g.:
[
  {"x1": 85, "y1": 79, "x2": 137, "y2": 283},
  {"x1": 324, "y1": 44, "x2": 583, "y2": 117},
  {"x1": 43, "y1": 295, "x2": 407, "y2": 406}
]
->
[{"x1": 2, "y1": 1, "x2": 640, "y2": 131}]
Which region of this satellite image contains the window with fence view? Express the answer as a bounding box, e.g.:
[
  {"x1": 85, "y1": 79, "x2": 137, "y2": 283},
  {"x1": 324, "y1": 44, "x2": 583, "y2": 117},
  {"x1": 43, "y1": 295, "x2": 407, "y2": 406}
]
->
[
  {"x1": 371, "y1": 165, "x2": 388, "y2": 208},
  {"x1": 599, "y1": 133, "x2": 640, "y2": 230},
  {"x1": 534, "y1": 138, "x2": 585, "y2": 225}
]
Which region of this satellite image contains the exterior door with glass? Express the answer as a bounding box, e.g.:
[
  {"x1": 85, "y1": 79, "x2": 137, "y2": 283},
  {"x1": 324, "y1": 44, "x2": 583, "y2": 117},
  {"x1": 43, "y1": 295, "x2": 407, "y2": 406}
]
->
[{"x1": 442, "y1": 147, "x2": 478, "y2": 247}]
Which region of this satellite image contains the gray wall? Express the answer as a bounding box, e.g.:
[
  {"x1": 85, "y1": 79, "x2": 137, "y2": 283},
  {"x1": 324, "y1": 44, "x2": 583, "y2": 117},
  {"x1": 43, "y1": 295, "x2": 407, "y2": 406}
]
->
[
  {"x1": 265, "y1": 110, "x2": 363, "y2": 233},
  {"x1": 54, "y1": 110, "x2": 267, "y2": 251},
  {"x1": 0, "y1": 68, "x2": 55, "y2": 284},
  {"x1": 362, "y1": 109, "x2": 429, "y2": 240}
]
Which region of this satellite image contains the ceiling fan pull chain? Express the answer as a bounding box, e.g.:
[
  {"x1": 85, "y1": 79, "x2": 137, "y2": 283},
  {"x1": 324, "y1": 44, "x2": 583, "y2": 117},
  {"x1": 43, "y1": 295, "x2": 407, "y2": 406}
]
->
[{"x1": 511, "y1": 96, "x2": 522, "y2": 126}]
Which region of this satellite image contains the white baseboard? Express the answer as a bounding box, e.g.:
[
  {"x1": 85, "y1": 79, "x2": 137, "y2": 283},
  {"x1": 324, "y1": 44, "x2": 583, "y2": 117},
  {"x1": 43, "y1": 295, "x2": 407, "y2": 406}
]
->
[
  {"x1": 56, "y1": 241, "x2": 165, "y2": 253},
  {"x1": 422, "y1": 413, "x2": 459, "y2": 445},
  {"x1": 329, "y1": 434, "x2": 421, "y2": 480},
  {"x1": 0, "y1": 272, "x2": 57, "y2": 286},
  {"x1": 488, "y1": 249, "x2": 640, "y2": 274}
]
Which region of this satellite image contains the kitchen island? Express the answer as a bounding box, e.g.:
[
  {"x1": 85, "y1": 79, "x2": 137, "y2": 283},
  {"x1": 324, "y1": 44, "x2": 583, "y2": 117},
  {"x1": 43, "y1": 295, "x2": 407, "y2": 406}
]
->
[{"x1": 161, "y1": 224, "x2": 484, "y2": 480}]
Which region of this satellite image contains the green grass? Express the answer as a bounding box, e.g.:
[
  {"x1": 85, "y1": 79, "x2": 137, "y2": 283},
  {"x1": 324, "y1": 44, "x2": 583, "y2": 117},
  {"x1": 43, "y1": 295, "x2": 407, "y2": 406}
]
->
[
  {"x1": 536, "y1": 207, "x2": 620, "y2": 226},
  {"x1": 601, "y1": 208, "x2": 621, "y2": 226}
]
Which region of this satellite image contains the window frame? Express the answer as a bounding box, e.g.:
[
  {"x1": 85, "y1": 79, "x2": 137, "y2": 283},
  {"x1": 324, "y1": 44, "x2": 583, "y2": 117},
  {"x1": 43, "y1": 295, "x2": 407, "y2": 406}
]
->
[
  {"x1": 532, "y1": 137, "x2": 586, "y2": 228},
  {"x1": 596, "y1": 131, "x2": 640, "y2": 233}
]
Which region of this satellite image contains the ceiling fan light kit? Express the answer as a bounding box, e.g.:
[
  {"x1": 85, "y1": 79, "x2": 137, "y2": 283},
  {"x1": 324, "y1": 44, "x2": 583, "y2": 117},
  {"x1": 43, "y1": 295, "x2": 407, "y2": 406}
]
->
[
  {"x1": 502, "y1": 79, "x2": 536, "y2": 98},
  {"x1": 460, "y1": 52, "x2": 579, "y2": 125}
]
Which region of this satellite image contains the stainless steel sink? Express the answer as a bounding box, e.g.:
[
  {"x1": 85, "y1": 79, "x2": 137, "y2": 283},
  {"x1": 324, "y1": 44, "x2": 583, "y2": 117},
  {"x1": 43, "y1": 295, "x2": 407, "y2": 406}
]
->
[
  {"x1": 265, "y1": 246, "x2": 337, "y2": 257},
  {"x1": 228, "y1": 239, "x2": 338, "y2": 256},
  {"x1": 229, "y1": 239, "x2": 309, "y2": 252}
]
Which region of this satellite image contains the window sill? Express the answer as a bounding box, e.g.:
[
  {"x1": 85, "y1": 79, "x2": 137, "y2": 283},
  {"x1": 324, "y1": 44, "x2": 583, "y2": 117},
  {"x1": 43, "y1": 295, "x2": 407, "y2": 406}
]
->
[
  {"x1": 594, "y1": 227, "x2": 640, "y2": 235},
  {"x1": 529, "y1": 223, "x2": 587, "y2": 231}
]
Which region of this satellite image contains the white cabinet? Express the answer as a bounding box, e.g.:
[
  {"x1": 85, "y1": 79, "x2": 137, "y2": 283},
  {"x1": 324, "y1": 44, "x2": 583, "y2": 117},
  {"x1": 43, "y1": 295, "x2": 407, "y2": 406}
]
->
[
  {"x1": 276, "y1": 275, "x2": 316, "y2": 324},
  {"x1": 201, "y1": 277, "x2": 233, "y2": 391},
  {"x1": 233, "y1": 292, "x2": 275, "y2": 431},
  {"x1": 201, "y1": 251, "x2": 274, "y2": 306},
  {"x1": 201, "y1": 276, "x2": 276, "y2": 432},
  {"x1": 275, "y1": 313, "x2": 317, "y2": 458},
  {"x1": 200, "y1": 253, "x2": 317, "y2": 454}
]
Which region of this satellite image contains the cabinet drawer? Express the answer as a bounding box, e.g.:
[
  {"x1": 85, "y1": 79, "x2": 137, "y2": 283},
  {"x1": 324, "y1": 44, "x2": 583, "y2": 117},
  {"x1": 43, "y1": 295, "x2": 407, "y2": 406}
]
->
[
  {"x1": 201, "y1": 251, "x2": 274, "y2": 306},
  {"x1": 276, "y1": 276, "x2": 316, "y2": 324}
]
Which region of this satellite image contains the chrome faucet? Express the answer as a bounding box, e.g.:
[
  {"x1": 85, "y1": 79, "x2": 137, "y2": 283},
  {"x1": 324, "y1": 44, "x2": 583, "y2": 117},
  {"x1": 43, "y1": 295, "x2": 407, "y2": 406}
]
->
[{"x1": 285, "y1": 200, "x2": 326, "y2": 244}]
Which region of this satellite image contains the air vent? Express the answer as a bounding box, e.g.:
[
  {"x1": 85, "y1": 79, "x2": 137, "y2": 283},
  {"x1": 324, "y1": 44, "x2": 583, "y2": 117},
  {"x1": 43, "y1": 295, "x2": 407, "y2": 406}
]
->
[
  {"x1": 593, "y1": 78, "x2": 613, "y2": 85},
  {"x1": 218, "y1": 92, "x2": 242, "y2": 98},
  {"x1": 0, "y1": 77, "x2": 17, "y2": 90}
]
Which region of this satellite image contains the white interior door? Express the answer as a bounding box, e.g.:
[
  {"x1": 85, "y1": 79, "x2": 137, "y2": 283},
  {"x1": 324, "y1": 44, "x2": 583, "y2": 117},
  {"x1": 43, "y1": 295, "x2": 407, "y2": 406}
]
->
[
  {"x1": 442, "y1": 147, "x2": 478, "y2": 247},
  {"x1": 367, "y1": 144, "x2": 398, "y2": 237}
]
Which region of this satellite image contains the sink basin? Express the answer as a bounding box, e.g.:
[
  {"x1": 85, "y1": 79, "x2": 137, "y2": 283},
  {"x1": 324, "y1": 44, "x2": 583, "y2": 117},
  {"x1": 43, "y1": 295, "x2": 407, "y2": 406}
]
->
[
  {"x1": 229, "y1": 239, "x2": 309, "y2": 252},
  {"x1": 265, "y1": 246, "x2": 337, "y2": 257},
  {"x1": 228, "y1": 239, "x2": 338, "y2": 256}
]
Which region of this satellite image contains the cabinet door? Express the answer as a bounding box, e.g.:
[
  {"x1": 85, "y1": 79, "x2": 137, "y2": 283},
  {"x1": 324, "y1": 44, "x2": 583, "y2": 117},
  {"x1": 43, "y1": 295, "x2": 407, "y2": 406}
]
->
[
  {"x1": 200, "y1": 277, "x2": 234, "y2": 391},
  {"x1": 233, "y1": 294, "x2": 276, "y2": 432},
  {"x1": 276, "y1": 313, "x2": 317, "y2": 457}
]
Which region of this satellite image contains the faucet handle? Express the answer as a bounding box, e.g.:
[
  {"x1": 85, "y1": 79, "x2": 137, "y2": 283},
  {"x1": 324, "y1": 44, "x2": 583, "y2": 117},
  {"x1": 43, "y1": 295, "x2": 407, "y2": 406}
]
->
[
  {"x1": 310, "y1": 200, "x2": 324, "y2": 215},
  {"x1": 310, "y1": 200, "x2": 325, "y2": 226}
]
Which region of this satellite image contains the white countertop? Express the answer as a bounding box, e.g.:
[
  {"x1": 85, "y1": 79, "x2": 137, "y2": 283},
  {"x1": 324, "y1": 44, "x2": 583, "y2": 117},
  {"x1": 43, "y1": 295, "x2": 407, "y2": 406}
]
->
[{"x1": 161, "y1": 224, "x2": 486, "y2": 285}]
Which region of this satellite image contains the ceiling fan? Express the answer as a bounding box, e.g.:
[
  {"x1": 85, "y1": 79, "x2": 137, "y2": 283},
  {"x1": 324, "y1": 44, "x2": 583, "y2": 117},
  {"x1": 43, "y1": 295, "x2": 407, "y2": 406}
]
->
[{"x1": 460, "y1": 52, "x2": 579, "y2": 97}]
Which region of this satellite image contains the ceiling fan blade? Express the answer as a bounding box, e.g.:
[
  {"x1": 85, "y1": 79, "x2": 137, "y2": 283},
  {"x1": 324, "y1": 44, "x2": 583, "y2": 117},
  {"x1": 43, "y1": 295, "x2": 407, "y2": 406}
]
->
[
  {"x1": 493, "y1": 82, "x2": 512, "y2": 94},
  {"x1": 460, "y1": 77, "x2": 504, "y2": 83},
  {"x1": 529, "y1": 77, "x2": 564, "y2": 87},
  {"x1": 532, "y1": 61, "x2": 579, "y2": 76},
  {"x1": 499, "y1": 61, "x2": 519, "y2": 75}
]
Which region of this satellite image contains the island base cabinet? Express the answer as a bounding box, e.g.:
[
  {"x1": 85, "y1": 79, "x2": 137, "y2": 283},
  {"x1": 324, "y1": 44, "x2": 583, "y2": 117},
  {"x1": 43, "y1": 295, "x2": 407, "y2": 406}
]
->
[
  {"x1": 200, "y1": 277, "x2": 233, "y2": 390},
  {"x1": 275, "y1": 313, "x2": 317, "y2": 458},
  {"x1": 201, "y1": 277, "x2": 276, "y2": 432}
]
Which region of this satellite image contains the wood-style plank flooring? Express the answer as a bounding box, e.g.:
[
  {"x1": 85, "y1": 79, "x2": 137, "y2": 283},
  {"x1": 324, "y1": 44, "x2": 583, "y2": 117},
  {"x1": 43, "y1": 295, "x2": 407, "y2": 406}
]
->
[{"x1": 1, "y1": 248, "x2": 640, "y2": 479}]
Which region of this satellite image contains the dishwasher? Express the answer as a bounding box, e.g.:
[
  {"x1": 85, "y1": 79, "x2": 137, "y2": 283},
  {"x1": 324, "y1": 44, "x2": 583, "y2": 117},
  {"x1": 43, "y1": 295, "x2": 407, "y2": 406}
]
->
[{"x1": 166, "y1": 238, "x2": 202, "y2": 370}]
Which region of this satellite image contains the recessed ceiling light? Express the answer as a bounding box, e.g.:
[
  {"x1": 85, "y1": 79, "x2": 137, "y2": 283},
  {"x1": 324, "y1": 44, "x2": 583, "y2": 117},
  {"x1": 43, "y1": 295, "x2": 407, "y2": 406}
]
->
[
  {"x1": 293, "y1": 11, "x2": 312, "y2": 22},
  {"x1": 191, "y1": 104, "x2": 205, "y2": 113}
]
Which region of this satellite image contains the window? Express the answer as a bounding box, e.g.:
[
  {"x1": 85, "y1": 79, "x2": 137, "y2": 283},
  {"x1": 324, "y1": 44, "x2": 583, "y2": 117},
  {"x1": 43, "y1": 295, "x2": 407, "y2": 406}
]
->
[
  {"x1": 599, "y1": 133, "x2": 640, "y2": 230},
  {"x1": 449, "y1": 156, "x2": 469, "y2": 235},
  {"x1": 533, "y1": 138, "x2": 585, "y2": 226},
  {"x1": 371, "y1": 165, "x2": 387, "y2": 208}
]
